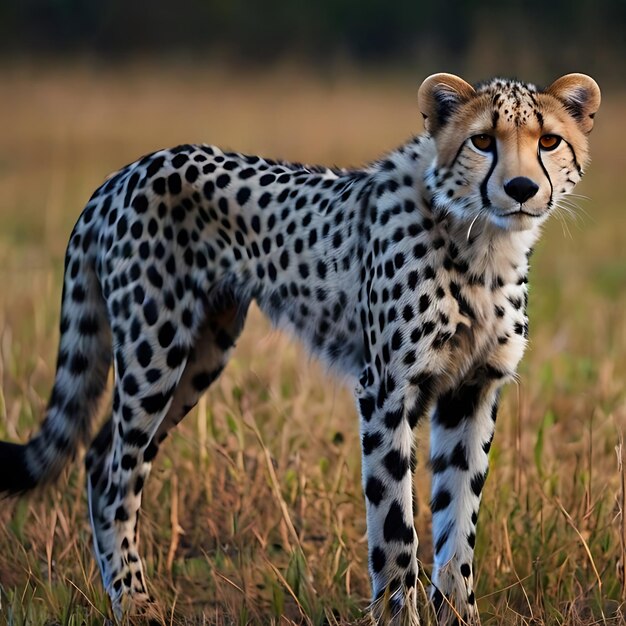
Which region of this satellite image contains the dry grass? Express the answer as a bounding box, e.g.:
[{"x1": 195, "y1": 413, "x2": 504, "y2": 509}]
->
[{"x1": 0, "y1": 64, "x2": 624, "y2": 625}]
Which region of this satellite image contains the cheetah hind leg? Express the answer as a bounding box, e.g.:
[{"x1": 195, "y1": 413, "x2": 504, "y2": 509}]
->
[
  {"x1": 148, "y1": 301, "x2": 249, "y2": 455},
  {"x1": 86, "y1": 302, "x2": 248, "y2": 619},
  {"x1": 86, "y1": 419, "x2": 160, "y2": 620}
]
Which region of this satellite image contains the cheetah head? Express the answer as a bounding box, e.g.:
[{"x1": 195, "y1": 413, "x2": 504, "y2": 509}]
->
[{"x1": 418, "y1": 73, "x2": 601, "y2": 232}]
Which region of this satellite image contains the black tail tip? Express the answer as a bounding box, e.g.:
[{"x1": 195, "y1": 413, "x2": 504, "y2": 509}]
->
[{"x1": 0, "y1": 441, "x2": 37, "y2": 495}]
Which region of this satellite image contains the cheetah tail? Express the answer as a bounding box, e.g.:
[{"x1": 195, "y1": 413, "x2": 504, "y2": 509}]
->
[{"x1": 0, "y1": 241, "x2": 112, "y2": 495}]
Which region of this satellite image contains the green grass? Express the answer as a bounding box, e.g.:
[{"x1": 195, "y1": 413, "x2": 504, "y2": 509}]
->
[{"x1": 0, "y1": 64, "x2": 624, "y2": 625}]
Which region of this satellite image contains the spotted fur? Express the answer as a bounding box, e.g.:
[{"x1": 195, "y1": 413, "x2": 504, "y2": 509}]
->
[{"x1": 0, "y1": 73, "x2": 600, "y2": 624}]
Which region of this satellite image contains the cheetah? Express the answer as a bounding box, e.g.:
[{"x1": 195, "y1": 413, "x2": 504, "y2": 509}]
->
[{"x1": 0, "y1": 73, "x2": 600, "y2": 624}]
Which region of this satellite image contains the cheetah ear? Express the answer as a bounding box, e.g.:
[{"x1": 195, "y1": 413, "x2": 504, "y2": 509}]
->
[
  {"x1": 546, "y1": 73, "x2": 601, "y2": 134},
  {"x1": 418, "y1": 73, "x2": 476, "y2": 134}
]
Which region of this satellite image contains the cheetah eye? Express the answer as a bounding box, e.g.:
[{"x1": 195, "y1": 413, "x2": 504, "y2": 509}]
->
[
  {"x1": 539, "y1": 134, "x2": 562, "y2": 151},
  {"x1": 470, "y1": 134, "x2": 495, "y2": 152}
]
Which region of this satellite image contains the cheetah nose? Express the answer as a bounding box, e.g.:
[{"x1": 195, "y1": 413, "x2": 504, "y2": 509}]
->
[{"x1": 504, "y1": 177, "x2": 539, "y2": 204}]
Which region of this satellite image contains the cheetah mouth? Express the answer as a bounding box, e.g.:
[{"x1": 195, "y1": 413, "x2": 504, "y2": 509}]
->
[{"x1": 496, "y1": 208, "x2": 543, "y2": 219}]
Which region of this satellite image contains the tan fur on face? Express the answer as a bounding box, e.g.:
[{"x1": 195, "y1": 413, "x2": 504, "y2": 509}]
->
[{"x1": 418, "y1": 73, "x2": 601, "y2": 230}]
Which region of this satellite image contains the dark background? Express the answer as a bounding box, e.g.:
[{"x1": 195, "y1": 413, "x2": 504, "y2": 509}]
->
[{"x1": 1, "y1": 0, "x2": 624, "y2": 85}]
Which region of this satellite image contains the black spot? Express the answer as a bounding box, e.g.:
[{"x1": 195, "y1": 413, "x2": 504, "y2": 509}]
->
[
  {"x1": 238, "y1": 167, "x2": 255, "y2": 180},
  {"x1": 403, "y1": 350, "x2": 416, "y2": 365},
  {"x1": 391, "y1": 330, "x2": 402, "y2": 350},
  {"x1": 147, "y1": 266, "x2": 163, "y2": 289},
  {"x1": 385, "y1": 260, "x2": 395, "y2": 279},
  {"x1": 143, "y1": 442, "x2": 159, "y2": 462},
  {"x1": 168, "y1": 173, "x2": 182, "y2": 195},
  {"x1": 203, "y1": 180, "x2": 215, "y2": 201},
  {"x1": 413, "y1": 243, "x2": 427, "y2": 258},
  {"x1": 152, "y1": 177, "x2": 167, "y2": 195},
  {"x1": 136, "y1": 341, "x2": 152, "y2": 367},
  {"x1": 216, "y1": 173, "x2": 230, "y2": 189},
  {"x1": 404, "y1": 570, "x2": 416, "y2": 588},
  {"x1": 365, "y1": 476, "x2": 385, "y2": 505},
  {"x1": 121, "y1": 454, "x2": 137, "y2": 470},
  {"x1": 383, "y1": 501, "x2": 413, "y2": 543},
  {"x1": 70, "y1": 352, "x2": 88, "y2": 375},
  {"x1": 384, "y1": 407, "x2": 403, "y2": 429},
  {"x1": 134, "y1": 475, "x2": 145, "y2": 495},
  {"x1": 371, "y1": 546, "x2": 386, "y2": 573},
  {"x1": 449, "y1": 281, "x2": 476, "y2": 320},
  {"x1": 115, "y1": 505, "x2": 129, "y2": 522},
  {"x1": 146, "y1": 156, "x2": 165, "y2": 177},
  {"x1": 167, "y1": 345, "x2": 186, "y2": 368},
  {"x1": 436, "y1": 384, "x2": 482, "y2": 429},
  {"x1": 317, "y1": 261, "x2": 327, "y2": 279},
  {"x1": 158, "y1": 321, "x2": 176, "y2": 348},
  {"x1": 483, "y1": 433, "x2": 494, "y2": 454},
  {"x1": 141, "y1": 390, "x2": 173, "y2": 414},
  {"x1": 359, "y1": 395, "x2": 375, "y2": 421},
  {"x1": 143, "y1": 299, "x2": 158, "y2": 325},
  {"x1": 362, "y1": 431, "x2": 382, "y2": 455},
  {"x1": 172, "y1": 153, "x2": 189, "y2": 168},
  {"x1": 258, "y1": 192, "x2": 272, "y2": 208},
  {"x1": 185, "y1": 164, "x2": 199, "y2": 182},
  {"x1": 450, "y1": 442, "x2": 469, "y2": 470},
  {"x1": 396, "y1": 552, "x2": 412, "y2": 568},
  {"x1": 470, "y1": 471, "x2": 486, "y2": 496},
  {"x1": 430, "y1": 454, "x2": 448, "y2": 474},
  {"x1": 267, "y1": 263, "x2": 277, "y2": 282},
  {"x1": 123, "y1": 374, "x2": 139, "y2": 396},
  {"x1": 384, "y1": 450, "x2": 409, "y2": 481},
  {"x1": 139, "y1": 241, "x2": 150, "y2": 259},
  {"x1": 116, "y1": 216, "x2": 128, "y2": 238},
  {"x1": 132, "y1": 194, "x2": 149, "y2": 212},
  {"x1": 71, "y1": 284, "x2": 86, "y2": 303},
  {"x1": 431, "y1": 489, "x2": 451, "y2": 513},
  {"x1": 125, "y1": 427, "x2": 150, "y2": 447}
]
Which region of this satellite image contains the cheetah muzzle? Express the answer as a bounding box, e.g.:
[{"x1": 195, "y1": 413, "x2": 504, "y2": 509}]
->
[{"x1": 0, "y1": 72, "x2": 600, "y2": 624}]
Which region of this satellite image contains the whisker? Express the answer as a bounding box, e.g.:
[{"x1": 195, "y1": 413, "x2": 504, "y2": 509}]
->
[
  {"x1": 562, "y1": 191, "x2": 590, "y2": 201},
  {"x1": 553, "y1": 206, "x2": 573, "y2": 239},
  {"x1": 467, "y1": 213, "x2": 482, "y2": 241}
]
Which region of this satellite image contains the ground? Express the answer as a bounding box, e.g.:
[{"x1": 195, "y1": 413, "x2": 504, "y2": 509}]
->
[{"x1": 0, "y1": 65, "x2": 624, "y2": 625}]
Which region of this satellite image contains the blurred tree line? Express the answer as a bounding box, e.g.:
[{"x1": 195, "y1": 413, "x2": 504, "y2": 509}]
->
[{"x1": 0, "y1": 0, "x2": 623, "y2": 84}]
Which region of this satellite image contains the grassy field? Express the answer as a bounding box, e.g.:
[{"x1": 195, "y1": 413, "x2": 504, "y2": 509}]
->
[{"x1": 0, "y1": 64, "x2": 624, "y2": 625}]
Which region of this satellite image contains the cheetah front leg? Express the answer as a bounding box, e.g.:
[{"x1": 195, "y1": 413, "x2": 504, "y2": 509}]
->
[
  {"x1": 356, "y1": 371, "x2": 427, "y2": 625},
  {"x1": 428, "y1": 382, "x2": 499, "y2": 625}
]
